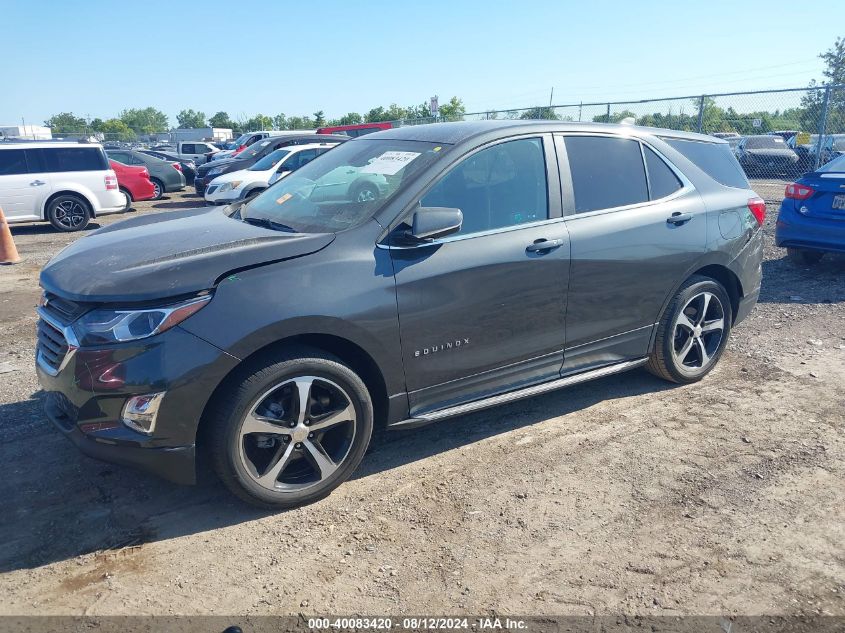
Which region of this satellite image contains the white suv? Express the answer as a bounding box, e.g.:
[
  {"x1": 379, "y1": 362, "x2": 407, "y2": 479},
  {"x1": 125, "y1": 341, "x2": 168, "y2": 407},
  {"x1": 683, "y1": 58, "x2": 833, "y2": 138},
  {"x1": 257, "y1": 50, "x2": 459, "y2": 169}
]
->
[{"x1": 0, "y1": 142, "x2": 125, "y2": 231}]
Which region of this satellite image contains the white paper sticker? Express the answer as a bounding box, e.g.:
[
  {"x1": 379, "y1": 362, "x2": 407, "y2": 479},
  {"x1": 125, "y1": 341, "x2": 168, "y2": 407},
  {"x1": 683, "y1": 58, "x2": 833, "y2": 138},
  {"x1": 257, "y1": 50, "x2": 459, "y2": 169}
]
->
[{"x1": 359, "y1": 151, "x2": 420, "y2": 175}]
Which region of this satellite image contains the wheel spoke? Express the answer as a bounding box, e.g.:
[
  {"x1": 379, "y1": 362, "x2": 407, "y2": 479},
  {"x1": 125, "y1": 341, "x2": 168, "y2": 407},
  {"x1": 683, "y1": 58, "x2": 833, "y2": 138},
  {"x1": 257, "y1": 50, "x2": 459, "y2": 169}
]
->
[
  {"x1": 308, "y1": 403, "x2": 354, "y2": 432},
  {"x1": 676, "y1": 336, "x2": 695, "y2": 363},
  {"x1": 676, "y1": 312, "x2": 695, "y2": 332},
  {"x1": 695, "y1": 337, "x2": 711, "y2": 366},
  {"x1": 696, "y1": 293, "x2": 712, "y2": 325},
  {"x1": 256, "y1": 442, "x2": 296, "y2": 489},
  {"x1": 303, "y1": 439, "x2": 338, "y2": 479},
  {"x1": 241, "y1": 412, "x2": 288, "y2": 436},
  {"x1": 293, "y1": 377, "x2": 314, "y2": 424},
  {"x1": 701, "y1": 317, "x2": 724, "y2": 333}
]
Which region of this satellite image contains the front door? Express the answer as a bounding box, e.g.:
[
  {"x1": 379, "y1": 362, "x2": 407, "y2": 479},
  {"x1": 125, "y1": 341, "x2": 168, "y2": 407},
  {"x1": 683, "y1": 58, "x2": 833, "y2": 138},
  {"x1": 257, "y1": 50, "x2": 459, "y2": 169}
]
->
[{"x1": 388, "y1": 136, "x2": 570, "y2": 415}]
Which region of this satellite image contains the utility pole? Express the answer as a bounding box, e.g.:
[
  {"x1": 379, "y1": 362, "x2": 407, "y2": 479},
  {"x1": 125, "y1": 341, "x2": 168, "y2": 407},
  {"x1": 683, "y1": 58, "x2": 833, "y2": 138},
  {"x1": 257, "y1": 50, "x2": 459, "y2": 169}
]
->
[{"x1": 549, "y1": 87, "x2": 554, "y2": 107}]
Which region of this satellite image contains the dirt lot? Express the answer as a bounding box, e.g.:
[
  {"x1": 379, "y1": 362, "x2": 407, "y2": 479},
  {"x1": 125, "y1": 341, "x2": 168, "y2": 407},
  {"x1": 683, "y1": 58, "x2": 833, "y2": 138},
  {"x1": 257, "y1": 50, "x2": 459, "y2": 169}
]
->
[{"x1": 0, "y1": 183, "x2": 843, "y2": 618}]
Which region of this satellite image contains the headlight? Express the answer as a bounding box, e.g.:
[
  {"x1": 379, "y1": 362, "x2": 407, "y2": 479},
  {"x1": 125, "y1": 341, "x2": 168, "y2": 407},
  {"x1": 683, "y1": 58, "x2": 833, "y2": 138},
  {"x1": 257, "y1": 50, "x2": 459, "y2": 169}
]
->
[
  {"x1": 207, "y1": 167, "x2": 223, "y2": 176},
  {"x1": 72, "y1": 295, "x2": 211, "y2": 346},
  {"x1": 218, "y1": 181, "x2": 242, "y2": 192}
]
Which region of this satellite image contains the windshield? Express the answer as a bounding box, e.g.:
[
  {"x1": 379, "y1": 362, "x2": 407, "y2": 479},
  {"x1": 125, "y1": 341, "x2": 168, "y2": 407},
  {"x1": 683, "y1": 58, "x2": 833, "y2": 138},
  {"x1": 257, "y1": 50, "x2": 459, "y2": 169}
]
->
[
  {"x1": 237, "y1": 139, "x2": 446, "y2": 233},
  {"x1": 233, "y1": 133, "x2": 252, "y2": 146},
  {"x1": 819, "y1": 153, "x2": 845, "y2": 172},
  {"x1": 833, "y1": 137, "x2": 845, "y2": 151},
  {"x1": 250, "y1": 148, "x2": 290, "y2": 171},
  {"x1": 745, "y1": 136, "x2": 786, "y2": 149},
  {"x1": 240, "y1": 139, "x2": 274, "y2": 160}
]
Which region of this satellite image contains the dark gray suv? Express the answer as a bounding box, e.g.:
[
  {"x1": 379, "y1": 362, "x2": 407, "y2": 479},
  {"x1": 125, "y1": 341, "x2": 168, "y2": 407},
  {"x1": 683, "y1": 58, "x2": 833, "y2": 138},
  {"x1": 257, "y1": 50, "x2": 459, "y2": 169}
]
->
[{"x1": 36, "y1": 121, "x2": 763, "y2": 508}]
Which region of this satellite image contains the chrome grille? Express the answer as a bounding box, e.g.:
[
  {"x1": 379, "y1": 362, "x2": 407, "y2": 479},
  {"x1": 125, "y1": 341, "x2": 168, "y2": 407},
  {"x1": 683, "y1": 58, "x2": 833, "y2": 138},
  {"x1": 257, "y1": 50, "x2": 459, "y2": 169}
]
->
[{"x1": 42, "y1": 292, "x2": 85, "y2": 321}]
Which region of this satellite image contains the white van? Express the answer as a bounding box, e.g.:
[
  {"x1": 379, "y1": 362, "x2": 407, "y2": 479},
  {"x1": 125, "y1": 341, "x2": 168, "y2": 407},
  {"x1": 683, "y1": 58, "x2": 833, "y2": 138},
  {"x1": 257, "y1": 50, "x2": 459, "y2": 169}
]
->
[{"x1": 0, "y1": 142, "x2": 125, "y2": 231}]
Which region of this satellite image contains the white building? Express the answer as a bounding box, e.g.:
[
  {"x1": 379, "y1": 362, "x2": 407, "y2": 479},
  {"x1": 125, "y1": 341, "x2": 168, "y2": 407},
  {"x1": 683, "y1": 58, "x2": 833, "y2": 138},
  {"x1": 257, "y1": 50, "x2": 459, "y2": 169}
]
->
[{"x1": 0, "y1": 124, "x2": 52, "y2": 140}]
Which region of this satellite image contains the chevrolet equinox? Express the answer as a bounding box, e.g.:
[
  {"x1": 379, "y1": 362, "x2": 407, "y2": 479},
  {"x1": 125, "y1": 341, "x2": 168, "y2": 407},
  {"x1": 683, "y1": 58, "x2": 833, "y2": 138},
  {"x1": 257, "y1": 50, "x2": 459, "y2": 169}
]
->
[{"x1": 36, "y1": 121, "x2": 763, "y2": 508}]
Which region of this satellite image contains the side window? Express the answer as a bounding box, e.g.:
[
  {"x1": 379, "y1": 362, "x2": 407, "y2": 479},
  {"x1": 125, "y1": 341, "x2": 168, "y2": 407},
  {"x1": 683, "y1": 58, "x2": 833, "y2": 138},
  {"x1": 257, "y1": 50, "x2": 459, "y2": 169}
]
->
[
  {"x1": 420, "y1": 138, "x2": 548, "y2": 235},
  {"x1": 0, "y1": 149, "x2": 28, "y2": 176},
  {"x1": 295, "y1": 149, "x2": 318, "y2": 169},
  {"x1": 25, "y1": 149, "x2": 46, "y2": 172},
  {"x1": 643, "y1": 146, "x2": 682, "y2": 200},
  {"x1": 43, "y1": 148, "x2": 107, "y2": 172},
  {"x1": 661, "y1": 137, "x2": 748, "y2": 189},
  {"x1": 108, "y1": 151, "x2": 131, "y2": 164},
  {"x1": 128, "y1": 153, "x2": 145, "y2": 166},
  {"x1": 563, "y1": 136, "x2": 648, "y2": 213},
  {"x1": 181, "y1": 144, "x2": 196, "y2": 154}
]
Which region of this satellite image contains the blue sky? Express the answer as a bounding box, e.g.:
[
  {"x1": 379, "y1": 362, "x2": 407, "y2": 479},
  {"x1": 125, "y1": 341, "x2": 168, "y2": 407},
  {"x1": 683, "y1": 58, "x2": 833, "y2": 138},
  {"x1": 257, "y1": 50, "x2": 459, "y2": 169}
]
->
[{"x1": 2, "y1": 0, "x2": 843, "y2": 127}]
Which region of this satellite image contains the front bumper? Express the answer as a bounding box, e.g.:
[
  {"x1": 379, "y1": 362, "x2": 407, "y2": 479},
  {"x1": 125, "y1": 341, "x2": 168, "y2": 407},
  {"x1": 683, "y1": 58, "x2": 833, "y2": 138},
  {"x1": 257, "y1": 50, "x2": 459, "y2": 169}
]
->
[
  {"x1": 194, "y1": 176, "x2": 208, "y2": 195},
  {"x1": 36, "y1": 323, "x2": 239, "y2": 485},
  {"x1": 204, "y1": 186, "x2": 243, "y2": 204}
]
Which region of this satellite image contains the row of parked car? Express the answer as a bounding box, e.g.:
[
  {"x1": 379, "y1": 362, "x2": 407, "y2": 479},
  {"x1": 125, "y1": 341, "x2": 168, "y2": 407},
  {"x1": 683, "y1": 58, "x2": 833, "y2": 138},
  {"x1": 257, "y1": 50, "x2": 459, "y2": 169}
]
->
[{"x1": 714, "y1": 130, "x2": 845, "y2": 179}]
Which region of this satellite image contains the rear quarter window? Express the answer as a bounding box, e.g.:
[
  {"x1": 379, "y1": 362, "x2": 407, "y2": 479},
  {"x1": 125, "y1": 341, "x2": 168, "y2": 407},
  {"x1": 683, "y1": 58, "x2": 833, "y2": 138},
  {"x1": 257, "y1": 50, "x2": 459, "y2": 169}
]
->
[
  {"x1": 660, "y1": 137, "x2": 748, "y2": 189},
  {"x1": 41, "y1": 147, "x2": 108, "y2": 172}
]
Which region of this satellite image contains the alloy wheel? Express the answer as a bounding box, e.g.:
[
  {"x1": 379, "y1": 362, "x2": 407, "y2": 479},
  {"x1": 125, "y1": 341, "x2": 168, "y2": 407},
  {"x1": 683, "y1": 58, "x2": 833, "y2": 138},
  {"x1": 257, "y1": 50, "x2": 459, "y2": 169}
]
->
[
  {"x1": 671, "y1": 291, "x2": 725, "y2": 370},
  {"x1": 53, "y1": 200, "x2": 87, "y2": 229},
  {"x1": 237, "y1": 376, "x2": 357, "y2": 492},
  {"x1": 152, "y1": 182, "x2": 162, "y2": 198},
  {"x1": 356, "y1": 187, "x2": 377, "y2": 202}
]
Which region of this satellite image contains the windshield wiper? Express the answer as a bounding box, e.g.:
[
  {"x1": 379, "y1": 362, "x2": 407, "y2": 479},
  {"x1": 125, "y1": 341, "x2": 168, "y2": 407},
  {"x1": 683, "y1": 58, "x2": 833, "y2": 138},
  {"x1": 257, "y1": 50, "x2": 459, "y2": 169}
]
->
[{"x1": 241, "y1": 216, "x2": 297, "y2": 233}]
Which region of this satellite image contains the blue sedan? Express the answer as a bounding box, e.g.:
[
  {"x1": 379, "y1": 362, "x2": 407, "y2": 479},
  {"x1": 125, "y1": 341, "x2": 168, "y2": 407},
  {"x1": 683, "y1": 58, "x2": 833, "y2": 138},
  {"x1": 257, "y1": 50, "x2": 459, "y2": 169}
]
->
[{"x1": 776, "y1": 153, "x2": 845, "y2": 264}]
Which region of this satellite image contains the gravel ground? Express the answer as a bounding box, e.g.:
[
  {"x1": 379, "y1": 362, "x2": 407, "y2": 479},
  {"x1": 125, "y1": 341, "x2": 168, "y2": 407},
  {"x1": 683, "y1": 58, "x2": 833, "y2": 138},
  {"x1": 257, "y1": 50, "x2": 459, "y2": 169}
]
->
[{"x1": 0, "y1": 183, "x2": 843, "y2": 617}]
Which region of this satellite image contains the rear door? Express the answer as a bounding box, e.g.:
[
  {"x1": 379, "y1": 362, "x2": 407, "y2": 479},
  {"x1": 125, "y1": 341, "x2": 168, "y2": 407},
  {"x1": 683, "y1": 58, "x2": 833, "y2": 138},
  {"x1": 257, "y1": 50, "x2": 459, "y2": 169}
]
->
[
  {"x1": 0, "y1": 148, "x2": 44, "y2": 221},
  {"x1": 389, "y1": 135, "x2": 570, "y2": 414},
  {"x1": 557, "y1": 134, "x2": 706, "y2": 373}
]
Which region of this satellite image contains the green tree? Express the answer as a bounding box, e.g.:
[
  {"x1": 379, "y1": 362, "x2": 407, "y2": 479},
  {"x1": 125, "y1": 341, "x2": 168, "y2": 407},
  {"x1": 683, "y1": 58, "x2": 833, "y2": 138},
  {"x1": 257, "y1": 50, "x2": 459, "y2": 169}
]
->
[
  {"x1": 519, "y1": 106, "x2": 560, "y2": 120},
  {"x1": 100, "y1": 119, "x2": 136, "y2": 141},
  {"x1": 285, "y1": 115, "x2": 315, "y2": 130},
  {"x1": 364, "y1": 106, "x2": 388, "y2": 123},
  {"x1": 89, "y1": 118, "x2": 105, "y2": 132},
  {"x1": 336, "y1": 112, "x2": 363, "y2": 126},
  {"x1": 438, "y1": 96, "x2": 466, "y2": 120},
  {"x1": 176, "y1": 109, "x2": 207, "y2": 128},
  {"x1": 313, "y1": 110, "x2": 326, "y2": 127},
  {"x1": 120, "y1": 107, "x2": 169, "y2": 135},
  {"x1": 209, "y1": 111, "x2": 235, "y2": 129},
  {"x1": 272, "y1": 113, "x2": 287, "y2": 130},
  {"x1": 243, "y1": 114, "x2": 274, "y2": 131},
  {"x1": 44, "y1": 112, "x2": 88, "y2": 134}
]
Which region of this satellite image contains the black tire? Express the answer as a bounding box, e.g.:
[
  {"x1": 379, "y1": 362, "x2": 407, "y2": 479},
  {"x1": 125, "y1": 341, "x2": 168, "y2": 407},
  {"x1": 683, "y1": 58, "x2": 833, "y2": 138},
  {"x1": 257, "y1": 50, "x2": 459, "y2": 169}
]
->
[
  {"x1": 787, "y1": 247, "x2": 824, "y2": 266},
  {"x1": 208, "y1": 346, "x2": 374, "y2": 509},
  {"x1": 119, "y1": 187, "x2": 133, "y2": 211},
  {"x1": 150, "y1": 178, "x2": 165, "y2": 200},
  {"x1": 647, "y1": 275, "x2": 732, "y2": 384},
  {"x1": 46, "y1": 194, "x2": 91, "y2": 232},
  {"x1": 350, "y1": 182, "x2": 380, "y2": 203}
]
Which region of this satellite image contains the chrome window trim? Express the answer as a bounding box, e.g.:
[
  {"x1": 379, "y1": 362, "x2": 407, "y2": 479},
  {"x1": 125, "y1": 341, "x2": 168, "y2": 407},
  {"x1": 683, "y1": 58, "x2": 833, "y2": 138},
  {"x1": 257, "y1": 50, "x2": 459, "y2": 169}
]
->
[{"x1": 36, "y1": 306, "x2": 79, "y2": 377}]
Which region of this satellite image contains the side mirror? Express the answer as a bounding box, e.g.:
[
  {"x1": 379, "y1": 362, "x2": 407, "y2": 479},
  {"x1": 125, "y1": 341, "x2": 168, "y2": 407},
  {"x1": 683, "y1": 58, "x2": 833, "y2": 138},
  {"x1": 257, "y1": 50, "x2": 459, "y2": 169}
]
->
[{"x1": 408, "y1": 206, "x2": 463, "y2": 242}]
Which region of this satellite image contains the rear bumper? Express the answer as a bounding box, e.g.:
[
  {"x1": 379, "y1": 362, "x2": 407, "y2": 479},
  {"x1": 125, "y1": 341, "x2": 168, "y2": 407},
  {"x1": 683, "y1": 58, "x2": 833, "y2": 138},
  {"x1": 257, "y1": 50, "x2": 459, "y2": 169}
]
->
[
  {"x1": 735, "y1": 283, "x2": 760, "y2": 325},
  {"x1": 776, "y1": 202, "x2": 845, "y2": 254}
]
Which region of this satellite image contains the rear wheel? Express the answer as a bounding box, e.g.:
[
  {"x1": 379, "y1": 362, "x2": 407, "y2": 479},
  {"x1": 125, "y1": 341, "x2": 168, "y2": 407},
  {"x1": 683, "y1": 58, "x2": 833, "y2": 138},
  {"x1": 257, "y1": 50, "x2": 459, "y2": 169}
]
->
[
  {"x1": 119, "y1": 187, "x2": 133, "y2": 211},
  {"x1": 46, "y1": 195, "x2": 91, "y2": 232},
  {"x1": 787, "y1": 247, "x2": 824, "y2": 266},
  {"x1": 151, "y1": 178, "x2": 164, "y2": 200},
  {"x1": 647, "y1": 276, "x2": 732, "y2": 384},
  {"x1": 209, "y1": 347, "x2": 374, "y2": 509},
  {"x1": 351, "y1": 182, "x2": 379, "y2": 203}
]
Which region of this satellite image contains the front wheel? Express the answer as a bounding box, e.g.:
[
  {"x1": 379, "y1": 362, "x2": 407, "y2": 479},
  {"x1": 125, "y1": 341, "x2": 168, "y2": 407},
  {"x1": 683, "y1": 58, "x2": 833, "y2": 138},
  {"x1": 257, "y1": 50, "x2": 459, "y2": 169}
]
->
[
  {"x1": 787, "y1": 247, "x2": 824, "y2": 266},
  {"x1": 209, "y1": 348, "x2": 374, "y2": 509},
  {"x1": 119, "y1": 187, "x2": 133, "y2": 211},
  {"x1": 647, "y1": 276, "x2": 732, "y2": 384},
  {"x1": 46, "y1": 195, "x2": 91, "y2": 232}
]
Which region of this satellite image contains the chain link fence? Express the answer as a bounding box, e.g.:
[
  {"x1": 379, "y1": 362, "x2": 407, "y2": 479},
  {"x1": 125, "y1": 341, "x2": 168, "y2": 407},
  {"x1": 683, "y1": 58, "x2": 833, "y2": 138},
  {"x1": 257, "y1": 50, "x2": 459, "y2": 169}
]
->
[{"x1": 393, "y1": 85, "x2": 845, "y2": 190}]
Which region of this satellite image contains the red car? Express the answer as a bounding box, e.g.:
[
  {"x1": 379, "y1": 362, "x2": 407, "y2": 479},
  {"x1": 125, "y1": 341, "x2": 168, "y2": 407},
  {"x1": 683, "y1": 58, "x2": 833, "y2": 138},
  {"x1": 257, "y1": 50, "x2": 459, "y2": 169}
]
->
[
  {"x1": 109, "y1": 159, "x2": 156, "y2": 210},
  {"x1": 317, "y1": 122, "x2": 392, "y2": 138}
]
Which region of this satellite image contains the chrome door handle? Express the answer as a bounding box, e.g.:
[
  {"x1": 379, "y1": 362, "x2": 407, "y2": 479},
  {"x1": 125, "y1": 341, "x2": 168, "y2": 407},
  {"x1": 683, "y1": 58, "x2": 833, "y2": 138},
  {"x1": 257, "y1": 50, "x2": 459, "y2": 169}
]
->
[
  {"x1": 30, "y1": 180, "x2": 46, "y2": 186},
  {"x1": 526, "y1": 238, "x2": 564, "y2": 253},
  {"x1": 667, "y1": 212, "x2": 692, "y2": 225}
]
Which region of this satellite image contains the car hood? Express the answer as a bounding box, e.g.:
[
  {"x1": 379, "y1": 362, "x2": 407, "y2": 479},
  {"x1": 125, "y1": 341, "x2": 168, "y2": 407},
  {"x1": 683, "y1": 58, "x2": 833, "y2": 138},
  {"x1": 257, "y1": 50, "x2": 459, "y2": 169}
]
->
[
  {"x1": 199, "y1": 157, "x2": 248, "y2": 176},
  {"x1": 40, "y1": 206, "x2": 335, "y2": 303}
]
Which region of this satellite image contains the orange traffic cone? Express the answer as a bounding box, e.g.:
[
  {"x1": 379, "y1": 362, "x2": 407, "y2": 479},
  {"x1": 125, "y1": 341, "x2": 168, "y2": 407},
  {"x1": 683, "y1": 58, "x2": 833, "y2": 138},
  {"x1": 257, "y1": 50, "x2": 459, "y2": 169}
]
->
[{"x1": 0, "y1": 205, "x2": 22, "y2": 265}]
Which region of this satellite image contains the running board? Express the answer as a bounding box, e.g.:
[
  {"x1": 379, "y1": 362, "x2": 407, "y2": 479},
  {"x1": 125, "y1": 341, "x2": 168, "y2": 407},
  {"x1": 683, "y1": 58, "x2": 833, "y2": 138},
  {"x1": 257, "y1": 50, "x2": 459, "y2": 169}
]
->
[{"x1": 389, "y1": 358, "x2": 648, "y2": 429}]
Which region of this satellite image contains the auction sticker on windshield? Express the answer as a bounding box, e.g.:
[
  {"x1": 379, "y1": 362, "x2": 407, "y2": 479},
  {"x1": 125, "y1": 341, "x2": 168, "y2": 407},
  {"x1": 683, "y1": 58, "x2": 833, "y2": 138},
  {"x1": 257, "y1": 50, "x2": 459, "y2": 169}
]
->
[{"x1": 360, "y1": 151, "x2": 421, "y2": 175}]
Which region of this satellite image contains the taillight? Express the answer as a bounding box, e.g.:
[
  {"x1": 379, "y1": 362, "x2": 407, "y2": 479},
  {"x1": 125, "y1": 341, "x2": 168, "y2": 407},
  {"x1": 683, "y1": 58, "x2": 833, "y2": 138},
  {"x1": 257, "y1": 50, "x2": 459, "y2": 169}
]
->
[
  {"x1": 784, "y1": 183, "x2": 814, "y2": 200},
  {"x1": 172, "y1": 162, "x2": 182, "y2": 172},
  {"x1": 747, "y1": 197, "x2": 766, "y2": 226},
  {"x1": 105, "y1": 173, "x2": 118, "y2": 190},
  {"x1": 141, "y1": 169, "x2": 149, "y2": 178}
]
